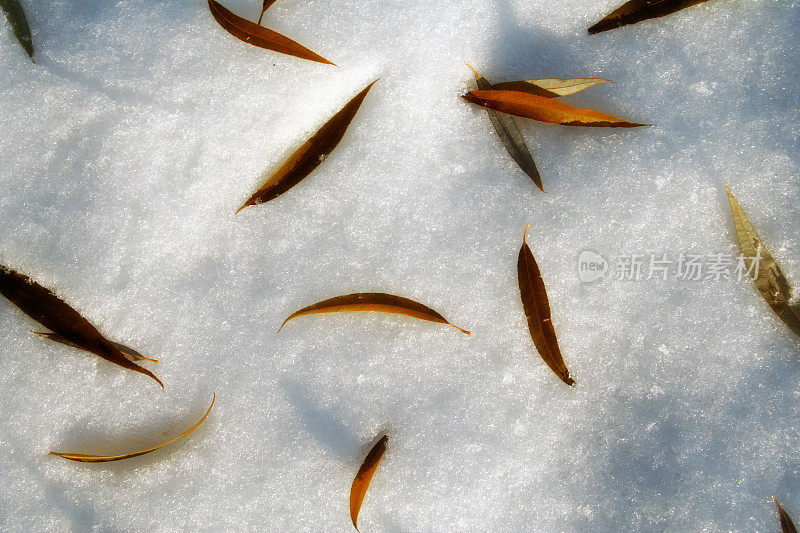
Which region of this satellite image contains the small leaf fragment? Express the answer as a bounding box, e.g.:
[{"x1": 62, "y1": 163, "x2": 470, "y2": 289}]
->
[
  {"x1": 237, "y1": 80, "x2": 378, "y2": 211},
  {"x1": 350, "y1": 434, "x2": 388, "y2": 531},
  {"x1": 257, "y1": 0, "x2": 278, "y2": 25},
  {"x1": 588, "y1": 0, "x2": 711, "y2": 35},
  {"x1": 0, "y1": 0, "x2": 33, "y2": 60},
  {"x1": 50, "y1": 395, "x2": 215, "y2": 463},
  {"x1": 725, "y1": 185, "x2": 800, "y2": 338},
  {"x1": 280, "y1": 292, "x2": 470, "y2": 335},
  {"x1": 517, "y1": 226, "x2": 574, "y2": 385},
  {"x1": 208, "y1": 0, "x2": 334, "y2": 65},
  {"x1": 0, "y1": 265, "x2": 163, "y2": 388},
  {"x1": 31, "y1": 331, "x2": 159, "y2": 363},
  {"x1": 466, "y1": 64, "x2": 543, "y2": 192},
  {"x1": 490, "y1": 78, "x2": 611, "y2": 98},
  {"x1": 463, "y1": 89, "x2": 646, "y2": 128},
  {"x1": 775, "y1": 497, "x2": 798, "y2": 533}
]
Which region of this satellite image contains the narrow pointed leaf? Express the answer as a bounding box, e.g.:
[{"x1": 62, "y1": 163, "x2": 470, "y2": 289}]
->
[
  {"x1": 726, "y1": 185, "x2": 800, "y2": 338},
  {"x1": 50, "y1": 395, "x2": 214, "y2": 463},
  {"x1": 350, "y1": 435, "x2": 387, "y2": 531},
  {"x1": 0, "y1": 265, "x2": 163, "y2": 388},
  {"x1": 588, "y1": 0, "x2": 710, "y2": 34},
  {"x1": 490, "y1": 78, "x2": 611, "y2": 98},
  {"x1": 0, "y1": 0, "x2": 33, "y2": 60},
  {"x1": 280, "y1": 292, "x2": 471, "y2": 335},
  {"x1": 238, "y1": 80, "x2": 378, "y2": 211},
  {"x1": 463, "y1": 90, "x2": 645, "y2": 128},
  {"x1": 208, "y1": 0, "x2": 334, "y2": 65},
  {"x1": 775, "y1": 498, "x2": 798, "y2": 533},
  {"x1": 517, "y1": 226, "x2": 574, "y2": 385},
  {"x1": 31, "y1": 331, "x2": 159, "y2": 363},
  {"x1": 466, "y1": 64, "x2": 543, "y2": 192},
  {"x1": 257, "y1": 0, "x2": 279, "y2": 25}
]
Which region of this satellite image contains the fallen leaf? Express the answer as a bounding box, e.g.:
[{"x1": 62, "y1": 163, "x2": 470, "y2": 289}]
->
[
  {"x1": 237, "y1": 80, "x2": 378, "y2": 211},
  {"x1": 0, "y1": 265, "x2": 163, "y2": 388},
  {"x1": 257, "y1": 0, "x2": 279, "y2": 25},
  {"x1": 588, "y1": 0, "x2": 710, "y2": 34},
  {"x1": 725, "y1": 185, "x2": 800, "y2": 338},
  {"x1": 31, "y1": 331, "x2": 159, "y2": 363},
  {"x1": 490, "y1": 78, "x2": 611, "y2": 98},
  {"x1": 775, "y1": 497, "x2": 798, "y2": 533},
  {"x1": 0, "y1": 0, "x2": 33, "y2": 60},
  {"x1": 463, "y1": 89, "x2": 645, "y2": 127},
  {"x1": 280, "y1": 292, "x2": 471, "y2": 335},
  {"x1": 50, "y1": 395, "x2": 214, "y2": 462},
  {"x1": 350, "y1": 434, "x2": 387, "y2": 531},
  {"x1": 208, "y1": 0, "x2": 334, "y2": 65},
  {"x1": 466, "y1": 64, "x2": 543, "y2": 192},
  {"x1": 518, "y1": 226, "x2": 574, "y2": 385}
]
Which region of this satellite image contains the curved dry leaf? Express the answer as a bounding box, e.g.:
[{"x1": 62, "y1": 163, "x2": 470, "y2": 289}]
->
[
  {"x1": 31, "y1": 331, "x2": 159, "y2": 363},
  {"x1": 280, "y1": 293, "x2": 471, "y2": 335},
  {"x1": 491, "y1": 78, "x2": 611, "y2": 98},
  {"x1": 237, "y1": 80, "x2": 378, "y2": 211},
  {"x1": 50, "y1": 395, "x2": 214, "y2": 463},
  {"x1": 775, "y1": 497, "x2": 798, "y2": 533},
  {"x1": 725, "y1": 185, "x2": 800, "y2": 338},
  {"x1": 463, "y1": 90, "x2": 645, "y2": 128},
  {"x1": 257, "y1": 0, "x2": 279, "y2": 25},
  {"x1": 1, "y1": 0, "x2": 33, "y2": 60},
  {"x1": 518, "y1": 226, "x2": 574, "y2": 385},
  {"x1": 0, "y1": 265, "x2": 163, "y2": 388},
  {"x1": 466, "y1": 64, "x2": 542, "y2": 192},
  {"x1": 208, "y1": 0, "x2": 334, "y2": 65},
  {"x1": 588, "y1": 0, "x2": 710, "y2": 34},
  {"x1": 350, "y1": 435, "x2": 387, "y2": 531}
]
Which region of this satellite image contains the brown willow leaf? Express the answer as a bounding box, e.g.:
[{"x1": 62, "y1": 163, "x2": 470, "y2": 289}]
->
[
  {"x1": 775, "y1": 497, "x2": 799, "y2": 533},
  {"x1": 1, "y1": 0, "x2": 33, "y2": 60},
  {"x1": 237, "y1": 80, "x2": 378, "y2": 212},
  {"x1": 208, "y1": 0, "x2": 334, "y2": 65},
  {"x1": 31, "y1": 331, "x2": 159, "y2": 363},
  {"x1": 463, "y1": 90, "x2": 646, "y2": 128},
  {"x1": 257, "y1": 0, "x2": 279, "y2": 25},
  {"x1": 350, "y1": 434, "x2": 387, "y2": 531},
  {"x1": 280, "y1": 293, "x2": 471, "y2": 335},
  {"x1": 726, "y1": 185, "x2": 800, "y2": 338},
  {"x1": 517, "y1": 226, "x2": 574, "y2": 385},
  {"x1": 466, "y1": 64, "x2": 543, "y2": 192},
  {"x1": 50, "y1": 395, "x2": 214, "y2": 463},
  {"x1": 490, "y1": 78, "x2": 611, "y2": 98},
  {"x1": 588, "y1": 0, "x2": 710, "y2": 34},
  {"x1": 0, "y1": 265, "x2": 163, "y2": 388}
]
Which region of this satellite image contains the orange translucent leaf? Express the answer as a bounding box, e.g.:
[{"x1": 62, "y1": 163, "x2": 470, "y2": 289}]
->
[
  {"x1": 0, "y1": 265, "x2": 163, "y2": 388},
  {"x1": 350, "y1": 435, "x2": 387, "y2": 531},
  {"x1": 280, "y1": 293, "x2": 471, "y2": 335},
  {"x1": 517, "y1": 226, "x2": 574, "y2": 385},
  {"x1": 463, "y1": 89, "x2": 645, "y2": 128},
  {"x1": 589, "y1": 0, "x2": 711, "y2": 34},
  {"x1": 50, "y1": 395, "x2": 215, "y2": 463},
  {"x1": 775, "y1": 497, "x2": 798, "y2": 533},
  {"x1": 208, "y1": 0, "x2": 334, "y2": 65},
  {"x1": 237, "y1": 80, "x2": 378, "y2": 211}
]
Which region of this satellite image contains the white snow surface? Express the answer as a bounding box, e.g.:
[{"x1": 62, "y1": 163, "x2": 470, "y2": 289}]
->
[{"x1": 0, "y1": 0, "x2": 799, "y2": 531}]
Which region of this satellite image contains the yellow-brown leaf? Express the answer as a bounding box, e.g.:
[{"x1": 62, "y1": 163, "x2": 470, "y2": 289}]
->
[
  {"x1": 517, "y1": 226, "x2": 574, "y2": 385},
  {"x1": 238, "y1": 80, "x2": 377, "y2": 211},
  {"x1": 491, "y1": 78, "x2": 611, "y2": 98},
  {"x1": 463, "y1": 89, "x2": 645, "y2": 128},
  {"x1": 350, "y1": 435, "x2": 387, "y2": 531},
  {"x1": 589, "y1": 0, "x2": 711, "y2": 35},
  {"x1": 208, "y1": 0, "x2": 334, "y2": 65},
  {"x1": 50, "y1": 395, "x2": 215, "y2": 463},
  {"x1": 775, "y1": 497, "x2": 798, "y2": 533},
  {"x1": 280, "y1": 292, "x2": 470, "y2": 335}
]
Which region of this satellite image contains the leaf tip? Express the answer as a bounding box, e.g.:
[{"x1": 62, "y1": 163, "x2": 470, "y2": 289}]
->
[{"x1": 522, "y1": 224, "x2": 530, "y2": 244}]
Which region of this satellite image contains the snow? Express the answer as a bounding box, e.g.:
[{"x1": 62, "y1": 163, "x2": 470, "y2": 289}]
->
[{"x1": 0, "y1": 0, "x2": 798, "y2": 530}]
